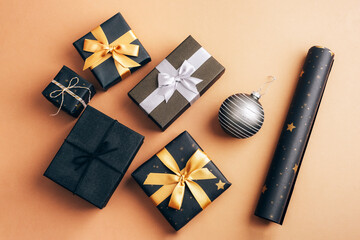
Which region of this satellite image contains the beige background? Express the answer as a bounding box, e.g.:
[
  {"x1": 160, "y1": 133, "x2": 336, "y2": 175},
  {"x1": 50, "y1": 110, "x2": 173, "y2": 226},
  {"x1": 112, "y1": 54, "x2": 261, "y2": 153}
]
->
[{"x1": 0, "y1": 0, "x2": 359, "y2": 239}]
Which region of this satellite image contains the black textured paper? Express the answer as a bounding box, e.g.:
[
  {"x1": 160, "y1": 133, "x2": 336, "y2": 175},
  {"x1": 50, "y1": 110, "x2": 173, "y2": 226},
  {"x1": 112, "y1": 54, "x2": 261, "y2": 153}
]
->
[
  {"x1": 132, "y1": 131, "x2": 231, "y2": 230},
  {"x1": 73, "y1": 12, "x2": 151, "y2": 90},
  {"x1": 42, "y1": 66, "x2": 95, "y2": 117},
  {"x1": 254, "y1": 46, "x2": 334, "y2": 224},
  {"x1": 44, "y1": 106, "x2": 144, "y2": 208}
]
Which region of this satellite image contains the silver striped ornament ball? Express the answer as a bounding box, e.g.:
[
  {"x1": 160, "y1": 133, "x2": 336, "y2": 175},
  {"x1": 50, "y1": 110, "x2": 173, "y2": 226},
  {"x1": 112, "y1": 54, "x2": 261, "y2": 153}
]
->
[{"x1": 218, "y1": 92, "x2": 264, "y2": 139}]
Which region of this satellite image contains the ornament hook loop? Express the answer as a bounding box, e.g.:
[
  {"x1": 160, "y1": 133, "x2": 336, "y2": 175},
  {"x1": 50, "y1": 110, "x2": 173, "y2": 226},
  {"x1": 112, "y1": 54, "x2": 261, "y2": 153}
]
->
[{"x1": 255, "y1": 76, "x2": 276, "y2": 98}]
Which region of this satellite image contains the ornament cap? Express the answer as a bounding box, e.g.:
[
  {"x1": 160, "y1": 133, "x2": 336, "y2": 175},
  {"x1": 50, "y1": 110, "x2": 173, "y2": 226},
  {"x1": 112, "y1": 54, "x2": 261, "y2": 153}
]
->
[{"x1": 251, "y1": 91, "x2": 261, "y2": 100}]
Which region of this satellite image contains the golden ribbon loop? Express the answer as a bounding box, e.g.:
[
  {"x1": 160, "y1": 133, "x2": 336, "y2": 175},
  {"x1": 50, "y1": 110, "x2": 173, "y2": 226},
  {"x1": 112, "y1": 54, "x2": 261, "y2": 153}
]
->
[
  {"x1": 82, "y1": 26, "x2": 140, "y2": 78},
  {"x1": 144, "y1": 148, "x2": 216, "y2": 210}
]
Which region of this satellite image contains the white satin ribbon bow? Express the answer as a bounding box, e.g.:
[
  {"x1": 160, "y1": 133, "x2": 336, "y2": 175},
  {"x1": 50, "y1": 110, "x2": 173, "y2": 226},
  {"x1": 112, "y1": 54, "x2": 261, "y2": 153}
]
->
[
  {"x1": 139, "y1": 47, "x2": 211, "y2": 114},
  {"x1": 157, "y1": 60, "x2": 202, "y2": 103}
]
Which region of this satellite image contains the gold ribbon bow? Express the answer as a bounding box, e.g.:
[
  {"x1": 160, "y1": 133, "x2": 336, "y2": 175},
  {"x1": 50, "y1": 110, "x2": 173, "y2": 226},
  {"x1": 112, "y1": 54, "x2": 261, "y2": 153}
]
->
[
  {"x1": 83, "y1": 26, "x2": 140, "y2": 79},
  {"x1": 144, "y1": 148, "x2": 216, "y2": 210}
]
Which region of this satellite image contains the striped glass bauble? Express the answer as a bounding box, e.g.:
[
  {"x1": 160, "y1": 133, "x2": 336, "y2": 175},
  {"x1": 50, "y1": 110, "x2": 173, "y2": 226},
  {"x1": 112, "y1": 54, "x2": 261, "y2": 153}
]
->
[{"x1": 218, "y1": 92, "x2": 264, "y2": 139}]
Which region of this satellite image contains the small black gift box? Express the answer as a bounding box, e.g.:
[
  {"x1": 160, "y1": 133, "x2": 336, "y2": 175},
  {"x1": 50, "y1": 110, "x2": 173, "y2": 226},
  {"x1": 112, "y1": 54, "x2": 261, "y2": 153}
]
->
[
  {"x1": 42, "y1": 66, "x2": 95, "y2": 117},
  {"x1": 132, "y1": 131, "x2": 231, "y2": 230},
  {"x1": 44, "y1": 106, "x2": 144, "y2": 208},
  {"x1": 73, "y1": 12, "x2": 151, "y2": 90}
]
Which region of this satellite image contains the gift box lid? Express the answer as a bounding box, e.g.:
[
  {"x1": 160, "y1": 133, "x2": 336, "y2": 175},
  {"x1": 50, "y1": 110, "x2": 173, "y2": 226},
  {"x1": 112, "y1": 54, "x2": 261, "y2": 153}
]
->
[
  {"x1": 132, "y1": 131, "x2": 231, "y2": 230},
  {"x1": 128, "y1": 36, "x2": 225, "y2": 131},
  {"x1": 44, "y1": 106, "x2": 144, "y2": 208},
  {"x1": 73, "y1": 12, "x2": 151, "y2": 90}
]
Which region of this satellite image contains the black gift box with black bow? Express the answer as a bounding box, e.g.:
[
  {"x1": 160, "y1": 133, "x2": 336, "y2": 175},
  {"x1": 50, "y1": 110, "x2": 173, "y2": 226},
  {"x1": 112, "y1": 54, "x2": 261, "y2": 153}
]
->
[{"x1": 44, "y1": 106, "x2": 144, "y2": 208}]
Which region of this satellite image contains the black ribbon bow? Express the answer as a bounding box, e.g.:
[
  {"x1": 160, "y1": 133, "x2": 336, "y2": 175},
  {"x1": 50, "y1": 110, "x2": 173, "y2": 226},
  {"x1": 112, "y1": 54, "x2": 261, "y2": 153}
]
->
[
  {"x1": 72, "y1": 141, "x2": 118, "y2": 171},
  {"x1": 64, "y1": 120, "x2": 122, "y2": 194}
]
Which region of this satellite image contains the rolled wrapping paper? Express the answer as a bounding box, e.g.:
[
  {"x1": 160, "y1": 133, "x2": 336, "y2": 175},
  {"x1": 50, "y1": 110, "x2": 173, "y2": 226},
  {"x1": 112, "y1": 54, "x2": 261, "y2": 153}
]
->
[{"x1": 254, "y1": 46, "x2": 334, "y2": 224}]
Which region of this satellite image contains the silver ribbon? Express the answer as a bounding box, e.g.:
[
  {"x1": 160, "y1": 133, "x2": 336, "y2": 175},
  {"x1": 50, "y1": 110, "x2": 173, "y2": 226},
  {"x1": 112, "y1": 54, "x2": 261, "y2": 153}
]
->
[
  {"x1": 49, "y1": 77, "x2": 91, "y2": 116},
  {"x1": 139, "y1": 47, "x2": 211, "y2": 114}
]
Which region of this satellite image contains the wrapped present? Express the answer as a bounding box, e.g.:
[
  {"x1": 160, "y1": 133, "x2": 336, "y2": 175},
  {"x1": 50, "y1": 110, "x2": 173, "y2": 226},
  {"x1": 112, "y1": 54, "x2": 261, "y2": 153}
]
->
[
  {"x1": 128, "y1": 36, "x2": 225, "y2": 131},
  {"x1": 132, "y1": 131, "x2": 231, "y2": 230},
  {"x1": 73, "y1": 13, "x2": 151, "y2": 90},
  {"x1": 44, "y1": 106, "x2": 144, "y2": 208},
  {"x1": 42, "y1": 65, "x2": 95, "y2": 117}
]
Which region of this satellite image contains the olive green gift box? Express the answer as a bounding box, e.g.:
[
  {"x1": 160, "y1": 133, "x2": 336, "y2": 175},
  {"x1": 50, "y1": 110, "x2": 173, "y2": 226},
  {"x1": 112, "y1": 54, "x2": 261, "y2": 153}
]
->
[{"x1": 128, "y1": 36, "x2": 225, "y2": 131}]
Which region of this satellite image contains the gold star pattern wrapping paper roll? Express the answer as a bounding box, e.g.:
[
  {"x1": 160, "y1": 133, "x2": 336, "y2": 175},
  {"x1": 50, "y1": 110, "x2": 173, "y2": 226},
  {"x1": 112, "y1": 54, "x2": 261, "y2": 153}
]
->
[{"x1": 254, "y1": 46, "x2": 334, "y2": 224}]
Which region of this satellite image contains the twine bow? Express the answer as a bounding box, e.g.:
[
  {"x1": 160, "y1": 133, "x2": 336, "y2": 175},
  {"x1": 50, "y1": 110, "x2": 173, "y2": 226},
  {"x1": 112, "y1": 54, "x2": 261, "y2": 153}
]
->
[
  {"x1": 83, "y1": 26, "x2": 140, "y2": 79},
  {"x1": 49, "y1": 77, "x2": 91, "y2": 116},
  {"x1": 144, "y1": 148, "x2": 216, "y2": 210}
]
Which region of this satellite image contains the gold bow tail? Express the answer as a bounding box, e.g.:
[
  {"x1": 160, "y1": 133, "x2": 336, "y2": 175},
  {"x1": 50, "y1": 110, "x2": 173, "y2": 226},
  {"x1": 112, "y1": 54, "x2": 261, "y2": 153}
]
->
[
  {"x1": 143, "y1": 148, "x2": 217, "y2": 210},
  {"x1": 82, "y1": 26, "x2": 141, "y2": 79}
]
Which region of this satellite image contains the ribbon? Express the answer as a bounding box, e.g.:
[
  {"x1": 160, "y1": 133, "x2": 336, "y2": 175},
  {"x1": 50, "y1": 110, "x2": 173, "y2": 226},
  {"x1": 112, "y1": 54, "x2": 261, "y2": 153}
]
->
[
  {"x1": 143, "y1": 148, "x2": 216, "y2": 210},
  {"x1": 64, "y1": 121, "x2": 121, "y2": 194},
  {"x1": 83, "y1": 26, "x2": 140, "y2": 79},
  {"x1": 157, "y1": 60, "x2": 202, "y2": 103},
  {"x1": 72, "y1": 141, "x2": 118, "y2": 171},
  {"x1": 49, "y1": 77, "x2": 92, "y2": 116},
  {"x1": 139, "y1": 47, "x2": 211, "y2": 114}
]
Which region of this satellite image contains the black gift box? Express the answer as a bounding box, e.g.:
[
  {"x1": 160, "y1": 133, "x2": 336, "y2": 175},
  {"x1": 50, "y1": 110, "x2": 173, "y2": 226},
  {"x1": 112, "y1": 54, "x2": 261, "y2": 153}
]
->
[
  {"x1": 132, "y1": 131, "x2": 231, "y2": 230},
  {"x1": 42, "y1": 66, "x2": 95, "y2": 117},
  {"x1": 255, "y1": 46, "x2": 334, "y2": 224},
  {"x1": 128, "y1": 36, "x2": 225, "y2": 131},
  {"x1": 73, "y1": 13, "x2": 151, "y2": 90},
  {"x1": 44, "y1": 106, "x2": 144, "y2": 208}
]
